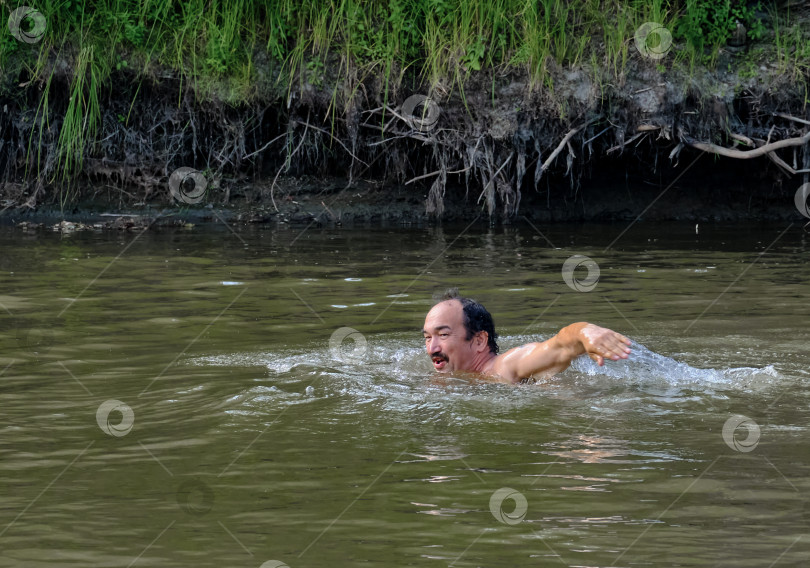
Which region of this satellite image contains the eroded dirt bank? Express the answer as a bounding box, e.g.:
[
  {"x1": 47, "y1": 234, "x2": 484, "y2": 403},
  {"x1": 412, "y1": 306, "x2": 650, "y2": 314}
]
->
[{"x1": 1, "y1": 41, "x2": 809, "y2": 227}]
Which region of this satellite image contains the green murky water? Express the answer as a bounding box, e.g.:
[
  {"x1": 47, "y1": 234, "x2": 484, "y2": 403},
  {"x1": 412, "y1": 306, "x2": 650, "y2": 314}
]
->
[{"x1": 1, "y1": 221, "x2": 809, "y2": 567}]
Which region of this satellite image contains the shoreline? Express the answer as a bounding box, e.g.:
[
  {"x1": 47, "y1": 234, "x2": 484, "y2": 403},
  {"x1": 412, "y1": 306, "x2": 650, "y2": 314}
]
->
[{"x1": 2, "y1": 163, "x2": 804, "y2": 230}]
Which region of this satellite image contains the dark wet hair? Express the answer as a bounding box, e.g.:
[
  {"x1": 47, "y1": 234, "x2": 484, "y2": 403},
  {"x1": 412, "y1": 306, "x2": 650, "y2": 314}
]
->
[{"x1": 434, "y1": 288, "x2": 499, "y2": 354}]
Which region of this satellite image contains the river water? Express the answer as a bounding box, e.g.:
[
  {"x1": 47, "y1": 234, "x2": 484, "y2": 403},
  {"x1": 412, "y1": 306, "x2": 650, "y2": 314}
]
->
[{"x1": 0, "y1": 220, "x2": 808, "y2": 567}]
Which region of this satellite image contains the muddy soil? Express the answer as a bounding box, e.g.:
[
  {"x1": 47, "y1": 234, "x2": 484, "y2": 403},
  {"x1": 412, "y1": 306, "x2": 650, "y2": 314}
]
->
[{"x1": 1, "y1": 29, "x2": 809, "y2": 227}]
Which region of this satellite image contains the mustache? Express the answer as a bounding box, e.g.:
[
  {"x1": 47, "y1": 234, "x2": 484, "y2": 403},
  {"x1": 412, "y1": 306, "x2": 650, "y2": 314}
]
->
[{"x1": 431, "y1": 352, "x2": 448, "y2": 362}]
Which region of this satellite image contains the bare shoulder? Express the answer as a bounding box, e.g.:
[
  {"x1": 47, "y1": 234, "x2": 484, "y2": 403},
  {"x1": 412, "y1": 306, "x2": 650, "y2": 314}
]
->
[
  {"x1": 485, "y1": 343, "x2": 539, "y2": 383},
  {"x1": 487, "y1": 339, "x2": 567, "y2": 383}
]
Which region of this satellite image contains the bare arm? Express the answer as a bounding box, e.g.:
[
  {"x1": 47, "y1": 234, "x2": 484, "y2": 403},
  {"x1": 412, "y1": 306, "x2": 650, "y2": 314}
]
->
[{"x1": 491, "y1": 323, "x2": 632, "y2": 382}]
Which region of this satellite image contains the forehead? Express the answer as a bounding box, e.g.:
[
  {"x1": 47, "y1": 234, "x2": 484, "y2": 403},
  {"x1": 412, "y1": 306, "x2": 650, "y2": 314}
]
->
[{"x1": 424, "y1": 299, "x2": 464, "y2": 329}]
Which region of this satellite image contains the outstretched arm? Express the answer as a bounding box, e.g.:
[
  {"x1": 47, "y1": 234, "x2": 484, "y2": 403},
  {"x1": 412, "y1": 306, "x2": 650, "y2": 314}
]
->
[{"x1": 492, "y1": 323, "x2": 632, "y2": 382}]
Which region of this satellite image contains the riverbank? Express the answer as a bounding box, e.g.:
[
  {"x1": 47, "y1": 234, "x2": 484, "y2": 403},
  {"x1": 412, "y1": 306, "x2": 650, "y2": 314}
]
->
[{"x1": 1, "y1": 1, "x2": 808, "y2": 223}]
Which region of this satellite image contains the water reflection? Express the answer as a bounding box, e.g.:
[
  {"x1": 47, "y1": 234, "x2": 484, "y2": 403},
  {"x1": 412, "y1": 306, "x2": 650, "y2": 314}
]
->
[{"x1": 543, "y1": 434, "x2": 679, "y2": 465}]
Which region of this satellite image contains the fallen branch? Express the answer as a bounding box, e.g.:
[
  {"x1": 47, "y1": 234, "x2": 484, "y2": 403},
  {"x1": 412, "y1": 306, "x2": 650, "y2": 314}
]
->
[
  {"x1": 405, "y1": 166, "x2": 472, "y2": 185},
  {"x1": 749, "y1": 137, "x2": 810, "y2": 175},
  {"x1": 607, "y1": 131, "x2": 647, "y2": 154},
  {"x1": 539, "y1": 123, "x2": 587, "y2": 175},
  {"x1": 244, "y1": 132, "x2": 287, "y2": 160},
  {"x1": 773, "y1": 112, "x2": 810, "y2": 127},
  {"x1": 685, "y1": 130, "x2": 810, "y2": 160}
]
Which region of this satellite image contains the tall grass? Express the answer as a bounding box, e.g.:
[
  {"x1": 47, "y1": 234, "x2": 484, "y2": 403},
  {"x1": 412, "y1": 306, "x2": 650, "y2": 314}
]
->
[
  {"x1": 772, "y1": 5, "x2": 810, "y2": 92},
  {"x1": 1, "y1": 0, "x2": 804, "y2": 188},
  {"x1": 2, "y1": 1, "x2": 801, "y2": 100},
  {"x1": 57, "y1": 46, "x2": 102, "y2": 178}
]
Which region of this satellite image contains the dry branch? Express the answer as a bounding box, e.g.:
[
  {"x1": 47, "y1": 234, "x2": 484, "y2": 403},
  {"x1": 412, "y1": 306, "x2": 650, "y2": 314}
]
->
[
  {"x1": 607, "y1": 131, "x2": 646, "y2": 154},
  {"x1": 244, "y1": 132, "x2": 287, "y2": 159},
  {"x1": 685, "y1": 131, "x2": 810, "y2": 160},
  {"x1": 405, "y1": 166, "x2": 471, "y2": 185},
  {"x1": 538, "y1": 123, "x2": 587, "y2": 177},
  {"x1": 773, "y1": 112, "x2": 810, "y2": 127}
]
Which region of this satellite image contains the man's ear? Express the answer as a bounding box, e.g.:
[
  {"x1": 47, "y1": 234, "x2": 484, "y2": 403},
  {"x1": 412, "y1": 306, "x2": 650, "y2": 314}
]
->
[{"x1": 474, "y1": 331, "x2": 489, "y2": 352}]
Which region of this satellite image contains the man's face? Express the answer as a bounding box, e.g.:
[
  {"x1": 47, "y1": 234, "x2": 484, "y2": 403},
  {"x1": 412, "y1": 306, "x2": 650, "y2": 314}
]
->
[{"x1": 422, "y1": 300, "x2": 477, "y2": 373}]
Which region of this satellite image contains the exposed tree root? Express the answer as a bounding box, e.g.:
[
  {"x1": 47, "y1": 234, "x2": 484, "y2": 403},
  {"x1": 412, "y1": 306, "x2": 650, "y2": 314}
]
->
[
  {"x1": 1, "y1": 56, "x2": 809, "y2": 219},
  {"x1": 684, "y1": 130, "x2": 810, "y2": 176},
  {"x1": 684, "y1": 131, "x2": 810, "y2": 160},
  {"x1": 537, "y1": 120, "x2": 594, "y2": 182}
]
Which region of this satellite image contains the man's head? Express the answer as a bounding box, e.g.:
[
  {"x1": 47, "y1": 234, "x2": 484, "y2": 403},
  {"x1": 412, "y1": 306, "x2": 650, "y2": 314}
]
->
[{"x1": 422, "y1": 289, "x2": 499, "y2": 373}]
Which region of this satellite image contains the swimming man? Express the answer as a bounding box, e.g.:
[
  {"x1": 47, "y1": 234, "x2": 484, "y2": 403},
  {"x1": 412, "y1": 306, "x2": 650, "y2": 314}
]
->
[{"x1": 423, "y1": 289, "x2": 632, "y2": 383}]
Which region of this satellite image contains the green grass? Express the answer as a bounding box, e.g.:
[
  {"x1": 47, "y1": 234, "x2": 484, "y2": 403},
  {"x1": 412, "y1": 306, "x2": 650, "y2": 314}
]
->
[
  {"x1": 773, "y1": 5, "x2": 810, "y2": 88},
  {"x1": 2, "y1": 1, "x2": 800, "y2": 99},
  {"x1": 1, "y1": 0, "x2": 808, "y2": 190},
  {"x1": 5, "y1": 1, "x2": 792, "y2": 100}
]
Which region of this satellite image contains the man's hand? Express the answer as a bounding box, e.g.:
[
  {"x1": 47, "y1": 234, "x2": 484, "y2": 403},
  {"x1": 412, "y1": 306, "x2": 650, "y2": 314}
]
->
[
  {"x1": 579, "y1": 323, "x2": 632, "y2": 366},
  {"x1": 487, "y1": 322, "x2": 632, "y2": 382}
]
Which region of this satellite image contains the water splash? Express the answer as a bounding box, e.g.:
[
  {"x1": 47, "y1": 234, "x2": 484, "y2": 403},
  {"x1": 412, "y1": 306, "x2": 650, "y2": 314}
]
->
[
  {"x1": 567, "y1": 340, "x2": 779, "y2": 388},
  {"x1": 194, "y1": 336, "x2": 779, "y2": 388}
]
